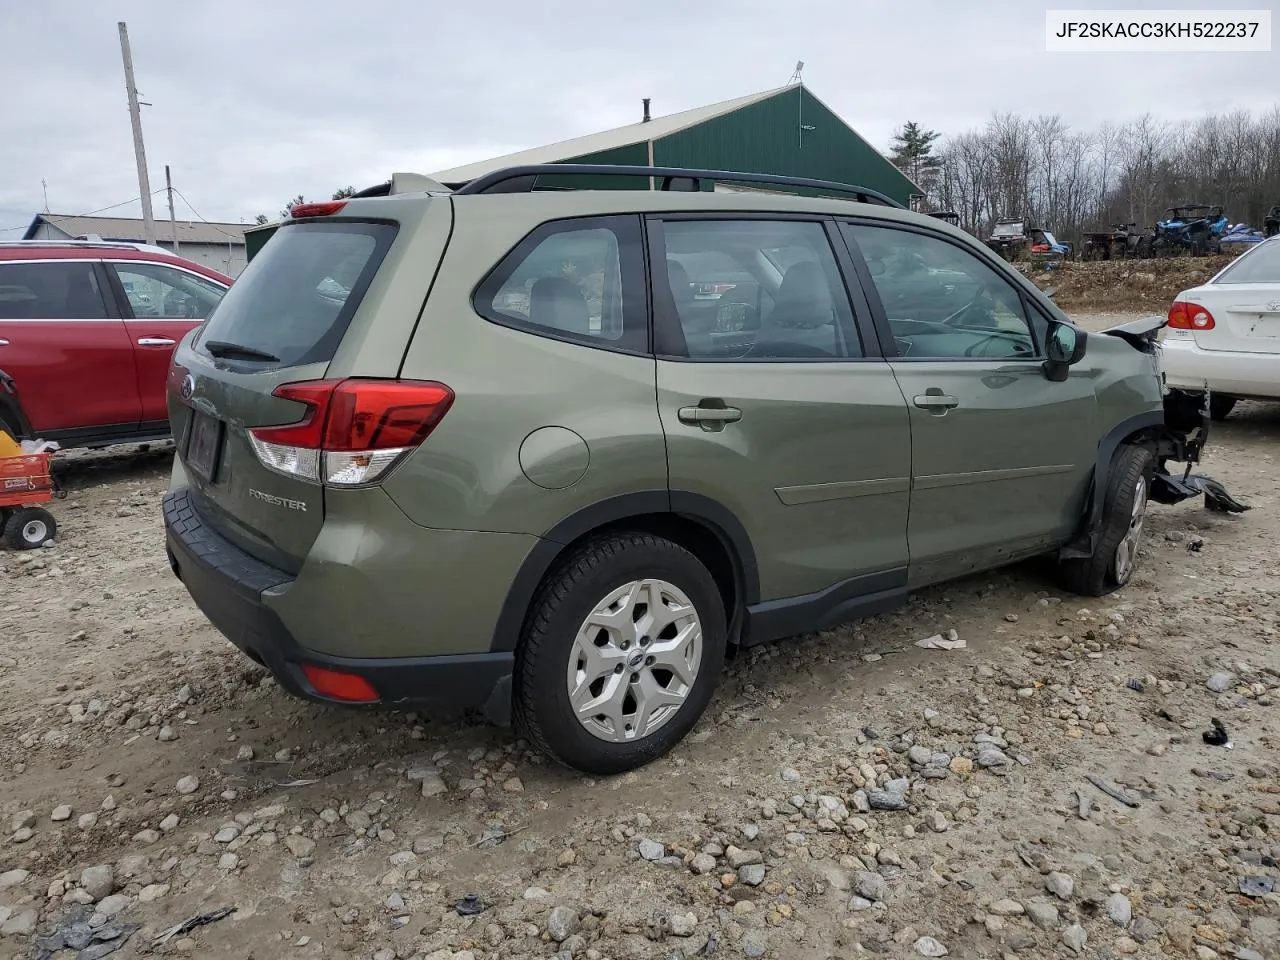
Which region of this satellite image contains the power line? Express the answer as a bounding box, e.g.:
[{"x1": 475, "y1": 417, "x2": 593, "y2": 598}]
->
[
  {"x1": 0, "y1": 190, "x2": 166, "y2": 233},
  {"x1": 170, "y1": 186, "x2": 246, "y2": 240}
]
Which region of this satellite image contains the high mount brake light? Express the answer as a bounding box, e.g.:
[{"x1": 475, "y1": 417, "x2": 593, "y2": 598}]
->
[
  {"x1": 247, "y1": 379, "x2": 454, "y2": 486},
  {"x1": 290, "y1": 201, "x2": 348, "y2": 218},
  {"x1": 1167, "y1": 301, "x2": 1217, "y2": 330}
]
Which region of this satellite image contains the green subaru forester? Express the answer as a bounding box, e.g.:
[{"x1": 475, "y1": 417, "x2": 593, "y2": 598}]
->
[{"x1": 163, "y1": 165, "x2": 1216, "y2": 774}]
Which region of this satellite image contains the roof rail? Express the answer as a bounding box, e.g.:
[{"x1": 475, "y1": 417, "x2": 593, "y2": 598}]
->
[
  {"x1": 0, "y1": 239, "x2": 154, "y2": 251},
  {"x1": 451, "y1": 164, "x2": 905, "y2": 208}
]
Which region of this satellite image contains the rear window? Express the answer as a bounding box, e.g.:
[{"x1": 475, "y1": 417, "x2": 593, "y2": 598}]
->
[
  {"x1": 195, "y1": 221, "x2": 396, "y2": 366},
  {"x1": 1215, "y1": 240, "x2": 1280, "y2": 284}
]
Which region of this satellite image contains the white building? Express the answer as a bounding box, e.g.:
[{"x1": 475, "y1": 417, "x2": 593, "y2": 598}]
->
[{"x1": 23, "y1": 213, "x2": 248, "y2": 277}]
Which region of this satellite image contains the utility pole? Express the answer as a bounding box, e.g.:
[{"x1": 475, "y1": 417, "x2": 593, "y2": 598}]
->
[
  {"x1": 165, "y1": 165, "x2": 179, "y2": 255},
  {"x1": 118, "y1": 21, "x2": 157, "y2": 244}
]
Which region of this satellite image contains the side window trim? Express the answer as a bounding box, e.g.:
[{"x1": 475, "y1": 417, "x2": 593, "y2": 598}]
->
[
  {"x1": 471, "y1": 214, "x2": 650, "y2": 357},
  {"x1": 645, "y1": 214, "x2": 879, "y2": 363},
  {"x1": 838, "y1": 218, "x2": 1046, "y2": 363}
]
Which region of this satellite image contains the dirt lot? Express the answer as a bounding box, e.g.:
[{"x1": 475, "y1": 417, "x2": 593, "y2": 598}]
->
[
  {"x1": 1, "y1": 313, "x2": 1277, "y2": 960},
  {"x1": 1025, "y1": 256, "x2": 1236, "y2": 313}
]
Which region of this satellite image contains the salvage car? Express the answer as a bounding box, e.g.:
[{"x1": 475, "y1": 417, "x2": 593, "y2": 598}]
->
[
  {"x1": 162, "y1": 165, "x2": 1230, "y2": 775},
  {"x1": 1161, "y1": 234, "x2": 1280, "y2": 419},
  {"x1": 0, "y1": 240, "x2": 231, "y2": 449}
]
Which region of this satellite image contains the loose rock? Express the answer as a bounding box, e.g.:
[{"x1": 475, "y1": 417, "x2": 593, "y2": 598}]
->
[
  {"x1": 914, "y1": 936, "x2": 948, "y2": 957},
  {"x1": 852, "y1": 871, "x2": 888, "y2": 902},
  {"x1": 547, "y1": 905, "x2": 580, "y2": 942},
  {"x1": 79, "y1": 864, "x2": 115, "y2": 901},
  {"x1": 1062, "y1": 923, "x2": 1087, "y2": 954},
  {"x1": 638, "y1": 838, "x2": 665, "y2": 861},
  {"x1": 1046, "y1": 872, "x2": 1075, "y2": 900},
  {"x1": 1105, "y1": 892, "x2": 1133, "y2": 926},
  {"x1": 175, "y1": 775, "x2": 199, "y2": 795}
]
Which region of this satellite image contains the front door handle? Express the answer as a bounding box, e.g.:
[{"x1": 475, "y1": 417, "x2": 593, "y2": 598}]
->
[
  {"x1": 0, "y1": 339, "x2": 9, "y2": 346},
  {"x1": 137, "y1": 337, "x2": 176, "y2": 347},
  {"x1": 678, "y1": 405, "x2": 742, "y2": 425},
  {"x1": 913, "y1": 390, "x2": 959, "y2": 413}
]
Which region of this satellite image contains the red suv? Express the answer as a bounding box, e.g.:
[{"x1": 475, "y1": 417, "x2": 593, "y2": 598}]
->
[{"x1": 0, "y1": 241, "x2": 232, "y2": 448}]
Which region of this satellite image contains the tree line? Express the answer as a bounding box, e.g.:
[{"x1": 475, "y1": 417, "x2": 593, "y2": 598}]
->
[{"x1": 890, "y1": 109, "x2": 1280, "y2": 242}]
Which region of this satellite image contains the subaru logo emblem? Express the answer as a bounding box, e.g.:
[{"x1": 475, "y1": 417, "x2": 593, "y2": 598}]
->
[
  {"x1": 628, "y1": 651, "x2": 645, "y2": 669},
  {"x1": 180, "y1": 373, "x2": 195, "y2": 400},
  {"x1": 1268, "y1": 301, "x2": 1280, "y2": 312}
]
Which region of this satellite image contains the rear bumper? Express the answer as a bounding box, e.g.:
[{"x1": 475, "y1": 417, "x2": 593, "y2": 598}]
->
[
  {"x1": 162, "y1": 490, "x2": 514, "y2": 724},
  {"x1": 1160, "y1": 335, "x2": 1280, "y2": 400}
]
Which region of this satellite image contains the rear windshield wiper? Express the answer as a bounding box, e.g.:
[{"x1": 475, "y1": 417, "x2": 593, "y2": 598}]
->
[{"x1": 203, "y1": 340, "x2": 281, "y2": 363}]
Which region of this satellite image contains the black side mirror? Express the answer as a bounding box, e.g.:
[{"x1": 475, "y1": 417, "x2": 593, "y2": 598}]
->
[{"x1": 1044, "y1": 323, "x2": 1087, "y2": 382}]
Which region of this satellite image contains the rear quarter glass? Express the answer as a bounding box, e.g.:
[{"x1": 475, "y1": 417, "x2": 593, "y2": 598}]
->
[{"x1": 193, "y1": 220, "x2": 397, "y2": 367}]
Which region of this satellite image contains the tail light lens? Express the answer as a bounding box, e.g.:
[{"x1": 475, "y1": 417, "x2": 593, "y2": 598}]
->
[
  {"x1": 1167, "y1": 300, "x2": 1216, "y2": 330},
  {"x1": 290, "y1": 201, "x2": 347, "y2": 218},
  {"x1": 248, "y1": 379, "x2": 453, "y2": 486}
]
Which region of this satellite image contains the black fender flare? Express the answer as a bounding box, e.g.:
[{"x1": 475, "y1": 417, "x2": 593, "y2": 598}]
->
[
  {"x1": 488, "y1": 490, "x2": 760, "y2": 652},
  {"x1": 0, "y1": 369, "x2": 34, "y2": 439},
  {"x1": 1060, "y1": 410, "x2": 1165, "y2": 560}
]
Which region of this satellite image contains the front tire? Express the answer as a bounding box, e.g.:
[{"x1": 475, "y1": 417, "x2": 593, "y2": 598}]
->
[
  {"x1": 513, "y1": 533, "x2": 727, "y2": 775},
  {"x1": 1209, "y1": 395, "x2": 1237, "y2": 421},
  {"x1": 1059, "y1": 444, "x2": 1153, "y2": 597}
]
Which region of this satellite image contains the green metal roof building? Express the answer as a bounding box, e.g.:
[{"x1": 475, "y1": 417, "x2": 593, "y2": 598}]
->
[
  {"x1": 432, "y1": 84, "x2": 919, "y2": 202},
  {"x1": 245, "y1": 85, "x2": 918, "y2": 261}
]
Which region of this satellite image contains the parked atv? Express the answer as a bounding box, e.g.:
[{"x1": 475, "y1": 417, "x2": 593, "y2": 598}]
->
[
  {"x1": 1081, "y1": 223, "x2": 1152, "y2": 260},
  {"x1": 1265, "y1": 205, "x2": 1280, "y2": 239},
  {"x1": 1151, "y1": 204, "x2": 1228, "y2": 257}
]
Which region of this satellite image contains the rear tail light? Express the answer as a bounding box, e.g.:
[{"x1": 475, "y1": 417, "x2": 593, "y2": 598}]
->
[
  {"x1": 248, "y1": 379, "x2": 453, "y2": 486},
  {"x1": 289, "y1": 201, "x2": 348, "y2": 219},
  {"x1": 1167, "y1": 300, "x2": 1216, "y2": 330}
]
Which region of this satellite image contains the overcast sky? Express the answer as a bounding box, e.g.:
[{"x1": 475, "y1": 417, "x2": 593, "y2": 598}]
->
[{"x1": 1, "y1": 0, "x2": 1276, "y2": 234}]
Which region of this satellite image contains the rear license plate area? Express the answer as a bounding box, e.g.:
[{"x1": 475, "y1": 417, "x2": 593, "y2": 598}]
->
[{"x1": 186, "y1": 411, "x2": 223, "y2": 482}]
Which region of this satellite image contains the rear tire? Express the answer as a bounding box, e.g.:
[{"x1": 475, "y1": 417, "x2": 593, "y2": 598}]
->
[
  {"x1": 1209, "y1": 395, "x2": 1237, "y2": 421},
  {"x1": 513, "y1": 532, "x2": 727, "y2": 775},
  {"x1": 3, "y1": 507, "x2": 57, "y2": 550},
  {"x1": 1059, "y1": 444, "x2": 1153, "y2": 597}
]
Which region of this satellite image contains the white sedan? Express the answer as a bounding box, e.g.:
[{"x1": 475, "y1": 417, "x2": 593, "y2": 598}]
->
[{"x1": 1161, "y1": 235, "x2": 1280, "y2": 420}]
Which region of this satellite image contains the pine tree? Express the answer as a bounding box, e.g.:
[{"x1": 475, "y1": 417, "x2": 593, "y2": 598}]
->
[{"x1": 889, "y1": 121, "x2": 942, "y2": 190}]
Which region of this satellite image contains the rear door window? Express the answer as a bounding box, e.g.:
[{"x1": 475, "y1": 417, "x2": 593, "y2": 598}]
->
[
  {"x1": 654, "y1": 219, "x2": 862, "y2": 360},
  {"x1": 194, "y1": 221, "x2": 396, "y2": 366},
  {"x1": 0, "y1": 261, "x2": 109, "y2": 319}
]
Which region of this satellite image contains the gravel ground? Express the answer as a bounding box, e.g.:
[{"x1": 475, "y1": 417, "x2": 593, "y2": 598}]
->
[{"x1": 1, "y1": 313, "x2": 1277, "y2": 960}]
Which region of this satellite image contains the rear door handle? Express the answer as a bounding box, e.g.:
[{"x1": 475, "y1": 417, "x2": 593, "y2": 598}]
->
[
  {"x1": 0, "y1": 339, "x2": 8, "y2": 346},
  {"x1": 137, "y1": 337, "x2": 176, "y2": 347},
  {"x1": 678, "y1": 405, "x2": 742, "y2": 425},
  {"x1": 913, "y1": 393, "x2": 959, "y2": 411}
]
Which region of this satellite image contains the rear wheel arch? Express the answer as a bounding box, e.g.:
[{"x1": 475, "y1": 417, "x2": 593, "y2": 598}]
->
[{"x1": 489, "y1": 491, "x2": 758, "y2": 653}]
